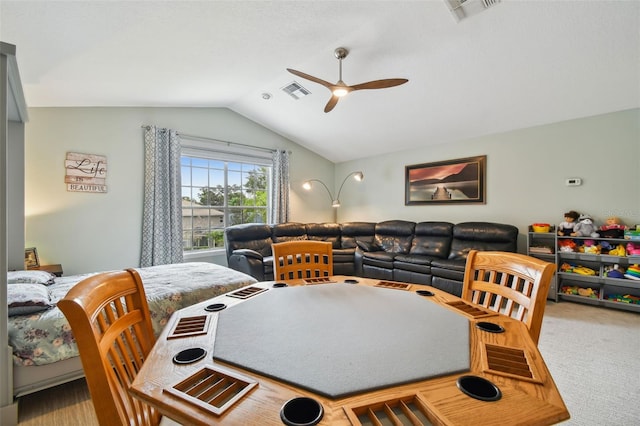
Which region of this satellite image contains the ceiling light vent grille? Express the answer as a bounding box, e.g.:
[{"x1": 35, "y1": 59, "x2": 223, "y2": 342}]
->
[
  {"x1": 445, "y1": 0, "x2": 501, "y2": 22},
  {"x1": 282, "y1": 81, "x2": 311, "y2": 99}
]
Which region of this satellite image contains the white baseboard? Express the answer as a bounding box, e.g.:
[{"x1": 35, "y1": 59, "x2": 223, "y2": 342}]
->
[{"x1": 1, "y1": 400, "x2": 18, "y2": 426}]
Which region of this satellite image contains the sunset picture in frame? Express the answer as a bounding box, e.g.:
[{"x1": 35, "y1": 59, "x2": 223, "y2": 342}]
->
[{"x1": 405, "y1": 155, "x2": 486, "y2": 205}]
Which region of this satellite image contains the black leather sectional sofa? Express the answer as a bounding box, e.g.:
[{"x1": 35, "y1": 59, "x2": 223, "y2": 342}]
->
[{"x1": 224, "y1": 220, "x2": 518, "y2": 296}]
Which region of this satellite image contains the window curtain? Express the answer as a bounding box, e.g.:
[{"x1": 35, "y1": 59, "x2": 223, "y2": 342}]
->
[
  {"x1": 141, "y1": 125, "x2": 183, "y2": 267},
  {"x1": 270, "y1": 149, "x2": 290, "y2": 224}
]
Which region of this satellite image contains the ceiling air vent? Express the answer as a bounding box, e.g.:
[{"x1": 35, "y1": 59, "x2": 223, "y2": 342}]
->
[
  {"x1": 282, "y1": 81, "x2": 311, "y2": 100},
  {"x1": 445, "y1": 0, "x2": 501, "y2": 22}
]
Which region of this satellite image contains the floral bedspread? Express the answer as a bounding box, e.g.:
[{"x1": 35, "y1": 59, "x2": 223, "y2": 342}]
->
[{"x1": 9, "y1": 262, "x2": 256, "y2": 366}]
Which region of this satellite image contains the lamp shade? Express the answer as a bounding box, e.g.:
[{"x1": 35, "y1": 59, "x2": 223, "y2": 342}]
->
[{"x1": 302, "y1": 171, "x2": 364, "y2": 208}]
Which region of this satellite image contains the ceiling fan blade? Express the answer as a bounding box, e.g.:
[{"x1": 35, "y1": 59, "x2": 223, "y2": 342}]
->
[
  {"x1": 287, "y1": 68, "x2": 333, "y2": 89},
  {"x1": 324, "y1": 95, "x2": 340, "y2": 113},
  {"x1": 350, "y1": 78, "x2": 409, "y2": 91}
]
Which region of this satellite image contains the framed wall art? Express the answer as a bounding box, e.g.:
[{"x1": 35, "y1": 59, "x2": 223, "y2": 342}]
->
[
  {"x1": 25, "y1": 247, "x2": 40, "y2": 268},
  {"x1": 405, "y1": 155, "x2": 486, "y2": 205}
]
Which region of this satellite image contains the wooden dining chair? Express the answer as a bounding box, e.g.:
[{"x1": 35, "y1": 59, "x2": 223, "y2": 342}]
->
[
  {"x1": 58, "y1": 269, "x2": 177, "y2": 426},
  {"x1": 272, "y1": 240, "x2": 333, "y2": 280},
  {"x1": 461, "y1": 250, "x2": 555, "y2": 345}
]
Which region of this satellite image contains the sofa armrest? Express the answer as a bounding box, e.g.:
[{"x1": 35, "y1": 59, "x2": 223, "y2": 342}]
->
[
  {"x1": 354, "y1": 250, "x2": 365, "y2": 276},
  {"x1": 232, "y1": 248, "x2": 263, "y2": 260},
  {"x1": 228, "y1": 249, "x2": 265, "y2": 281}
]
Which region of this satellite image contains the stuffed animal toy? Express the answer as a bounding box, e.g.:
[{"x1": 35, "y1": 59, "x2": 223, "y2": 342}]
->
[
  {"x1": 573, "y1": 265, "x2": 597, "y2": 275},
  {"x1": 604, "y1": 265, "x2": 625, "y2": 279},
  {"x1": 560, "y1": 263, "x2": 573, "y2": 272},
  {"x1": 580, "y1": 240, "x2": 601, "y2": 254},
  {"x1": 626, "y1": 242, "x2": 640, "y2": 256},
  {"x1": 571, "y1": 214, "x2": 600, "y2": 238},
  {"x1": 600, "y1": 241, "x2": 614, "y2": 254},
  {"x1": 577, "y1": 287, "x2": 597, "y2": 297},
  {"x1": 608, "y1": 244, "x2": 627, "y2": 257},
  {"x1": 558, "y1": 210, "x2": 580, "y2": 236},
  {"x1": 599, "y1": 216, "x2": 627, "y2": 238},
  {"x1": 558, "y1": 239, "x2": 577, "y2": 252}
]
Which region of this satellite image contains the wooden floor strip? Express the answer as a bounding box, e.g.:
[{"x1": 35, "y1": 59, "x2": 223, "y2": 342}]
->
[{"x1": 17, "y1": 379, "x2": 98, "y2": 426}]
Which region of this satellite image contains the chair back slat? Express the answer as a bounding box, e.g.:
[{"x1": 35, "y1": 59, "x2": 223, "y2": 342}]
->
[
  {"x1": 272, "y1": 241, "x2": 333, "y2": 281},
  {"x1": 58, "y1": 269, "x2": 162, "y2": 426},
  {"x1": 462, "y1": 250, "x2": 555, "y2": 344}
]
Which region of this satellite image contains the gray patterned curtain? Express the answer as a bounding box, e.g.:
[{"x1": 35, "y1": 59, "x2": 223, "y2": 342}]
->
[
  {"x1": 270, "y1": 149, "x2": 290, "y2": 224},
  {"x1": 141, "y1": 126, "x2": 183, "y2": 266}
]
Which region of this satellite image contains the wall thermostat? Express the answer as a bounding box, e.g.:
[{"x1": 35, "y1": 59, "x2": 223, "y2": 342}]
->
[{"x1": 566, "y1": 178, "x2": 582, "y2": 186}]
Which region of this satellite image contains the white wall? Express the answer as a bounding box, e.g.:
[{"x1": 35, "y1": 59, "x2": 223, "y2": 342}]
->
[
  {"x1": 335, "y1": 108, "x2": 640, "y2": 252},
  {"x1": 24, "y1": 107, "x2": 334, "y2": 275},
  {"x1": 24, "y1": 107, "x2": 639, "y2": 274}
]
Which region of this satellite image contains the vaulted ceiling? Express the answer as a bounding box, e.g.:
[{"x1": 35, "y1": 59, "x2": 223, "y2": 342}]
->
[{"x1": 1, "y1": 1, "x2": 638, "y2": 163}]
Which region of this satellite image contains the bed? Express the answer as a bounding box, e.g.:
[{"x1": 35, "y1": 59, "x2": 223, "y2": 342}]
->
[{"x1": 7, "y1": 262, "x2": 257, "y2": 397}]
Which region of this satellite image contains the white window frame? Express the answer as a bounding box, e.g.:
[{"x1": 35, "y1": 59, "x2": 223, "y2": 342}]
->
[{"x1": 180, "y1": 137, "x2": 273, "y2": 254}]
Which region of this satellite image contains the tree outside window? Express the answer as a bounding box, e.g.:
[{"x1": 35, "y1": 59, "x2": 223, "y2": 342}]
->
[{"x1": 182, "y1": 156, "x2": 270, "y2": 252}]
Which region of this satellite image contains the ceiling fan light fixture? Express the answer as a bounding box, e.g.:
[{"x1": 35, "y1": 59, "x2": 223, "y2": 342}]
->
[
  {"x1": 286, "y1": 47, "x2": 408, "y2": 112},
  {"x1": 332, "y1": 87, "x2": 349, "y2": 97}
]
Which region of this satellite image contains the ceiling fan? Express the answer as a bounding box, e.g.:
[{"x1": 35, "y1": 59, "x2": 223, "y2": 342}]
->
[{"x1": 287, "y1": 47, "x2": 409, "y2": 113}]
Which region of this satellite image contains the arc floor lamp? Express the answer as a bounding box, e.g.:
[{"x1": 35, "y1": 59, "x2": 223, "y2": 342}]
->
[{"x1": 302, "y1": 171, "x2": 364, "y2": 208}]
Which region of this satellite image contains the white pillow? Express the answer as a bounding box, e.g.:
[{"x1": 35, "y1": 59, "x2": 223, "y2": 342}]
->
[
  {"x1": 8, "y1": 270, "x2": 56, "y2": 285},
  {"x1": 7, "y1": 283, "x2": 53, "y2": 316}
]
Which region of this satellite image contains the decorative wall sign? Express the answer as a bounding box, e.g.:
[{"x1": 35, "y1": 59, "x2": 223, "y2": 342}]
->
[
  {"x1": 65, "y1": 152, "x2": 108, "y2": 193},
  {"x1": 405, "y1": 155, "x2": 486, "y2": 205}
]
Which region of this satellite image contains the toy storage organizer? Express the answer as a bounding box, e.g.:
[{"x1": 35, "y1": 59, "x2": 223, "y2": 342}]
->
[{"x1": 527, "y1": 227, "x2": 640, "y2": 313}]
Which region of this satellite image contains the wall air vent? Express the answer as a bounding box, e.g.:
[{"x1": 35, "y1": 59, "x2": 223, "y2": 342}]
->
[
  {"x1": 445, "y1": 0, "x2": 501, "y2": 22},
  {"x1": 282, "y1": 81, "x2": 311, "y2": 100}
]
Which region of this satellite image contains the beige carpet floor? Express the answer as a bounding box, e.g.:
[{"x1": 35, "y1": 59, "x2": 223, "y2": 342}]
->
[
  {"x1": 537, "y1": 301, "x2": 640, "y2": 426},
  {"x1": 16, "y1": 300, "x2": 640, "y2": 425}
]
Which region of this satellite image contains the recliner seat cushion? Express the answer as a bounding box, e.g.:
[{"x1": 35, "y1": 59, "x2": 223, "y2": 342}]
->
[
  {"x1": 392, "y1": 261, "x2": 430, "y2": 274},
  {"x1": 333, "y1": 248, "x2": 356, "y2": 263},
  {"x1": 430, "y1": 258, "x2": 466, "y2": 273},
  {"x1": 394, "y1": 254, "x2": 433, "y2": 266},
  {"x1": 362, "y1": 251, "x2": 396, "y2": 268},
  {"x1": 393, "y1": 254, "x2": 440, "y2": 274}
]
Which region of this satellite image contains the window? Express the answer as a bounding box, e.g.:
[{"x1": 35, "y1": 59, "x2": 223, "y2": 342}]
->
[{"x1": 181, "y1": 147, "x2": 271, "y2": 253}]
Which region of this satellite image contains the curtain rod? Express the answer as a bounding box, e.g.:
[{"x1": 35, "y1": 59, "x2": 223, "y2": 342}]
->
[{"x1": 141, "y1": 125, "x2": 288, "y2": 154}]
